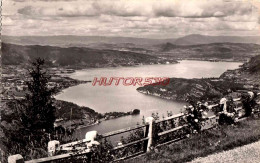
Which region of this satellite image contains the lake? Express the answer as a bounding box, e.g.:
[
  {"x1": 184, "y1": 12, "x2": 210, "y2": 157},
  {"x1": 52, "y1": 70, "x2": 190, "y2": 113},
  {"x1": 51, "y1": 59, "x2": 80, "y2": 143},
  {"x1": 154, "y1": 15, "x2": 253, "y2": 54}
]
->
[{"x1": 55, "y1": 60, "x2": 242, "y2": 139}]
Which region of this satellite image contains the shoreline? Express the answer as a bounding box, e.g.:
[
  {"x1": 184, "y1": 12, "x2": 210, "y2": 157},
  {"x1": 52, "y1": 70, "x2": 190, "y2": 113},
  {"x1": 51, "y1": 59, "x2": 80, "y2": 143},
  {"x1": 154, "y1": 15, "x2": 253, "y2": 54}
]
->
[
  {"x1": 136, "y1": 59, "x2": 259, "y2": 102},
  {"x1": 60, "y1": 60, "x2": 180, "y2": 71},
  {"x1": 54, "y1": 97, "x2": 139, "y2": 130},
  {"x1": 55, "y1": 113, "x2": 136, "y2": 131},
  {"x1": 54, "y1": 60, "x2": 250, "y2": 131},
  {"x1": 176, "y1": 58, "x2": 246, "y2": 63},
  {"x1": 59, "y1": 59, "x2": 244, "y2": 72},
  {"x1": 57, "y1": 59, "x2": 242, "y2": 95}
]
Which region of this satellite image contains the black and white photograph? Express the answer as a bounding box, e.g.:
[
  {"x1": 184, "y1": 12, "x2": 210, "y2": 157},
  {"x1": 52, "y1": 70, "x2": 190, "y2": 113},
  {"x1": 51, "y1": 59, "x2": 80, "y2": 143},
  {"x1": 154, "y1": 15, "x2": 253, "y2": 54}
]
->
[{"x1": 1, "y1": 0, "x2": 260, "y2": 162}]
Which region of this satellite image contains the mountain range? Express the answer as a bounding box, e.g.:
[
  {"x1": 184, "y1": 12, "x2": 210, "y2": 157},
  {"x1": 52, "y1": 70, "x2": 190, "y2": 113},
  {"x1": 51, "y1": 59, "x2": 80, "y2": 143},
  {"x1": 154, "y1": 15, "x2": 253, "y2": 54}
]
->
[
  {"x1": 2, "y1": 34, "x2": 260, "y2": 67},
  {"x1": 158, "y1": 42, "x2": 260, "y2": 60},
  {"x1": 1, "y1": 43, "x2": 170, "y2": 68},
  {"x1": 173, "y1": 34, "x2": 260, "y2": 45},
  {"x1": 2, "y1": 41, "x2": 260, "y2": 67},
  {"x1": 2, "y1": 34, "x2": 260, "y2": 47}
]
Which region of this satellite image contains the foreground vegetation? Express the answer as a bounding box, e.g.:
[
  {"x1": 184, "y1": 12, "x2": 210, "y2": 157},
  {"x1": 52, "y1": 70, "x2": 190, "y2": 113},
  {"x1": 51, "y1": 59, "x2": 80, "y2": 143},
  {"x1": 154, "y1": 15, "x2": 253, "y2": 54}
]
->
[
  {"x1": 126, "y1": 116, "x2": 260, "y2": 163},
  {"x1": 0, "y1": 58, "x2": 138, "y2": 162},
  {"x1": 0, "y1": 59, "x2": 57, "y2": 161}
]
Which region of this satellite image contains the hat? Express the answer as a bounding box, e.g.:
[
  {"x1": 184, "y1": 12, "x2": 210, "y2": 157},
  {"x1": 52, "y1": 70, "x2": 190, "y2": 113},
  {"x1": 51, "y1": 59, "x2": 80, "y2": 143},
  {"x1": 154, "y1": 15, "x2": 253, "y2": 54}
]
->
[
  {"x1": 220, "y1": 98, "x2": 227, "y2": 104},
  {"x1": 248, "y1": 91, "x2": 254, "y2": 99}
]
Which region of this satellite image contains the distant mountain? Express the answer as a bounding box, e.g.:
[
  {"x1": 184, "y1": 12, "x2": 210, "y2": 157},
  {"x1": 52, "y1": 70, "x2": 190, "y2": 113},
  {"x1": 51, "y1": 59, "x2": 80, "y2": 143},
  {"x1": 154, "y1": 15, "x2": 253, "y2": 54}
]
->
[
  {"x1": 3, "y1": 41, "x2": 260, "y2": 68},
  {"x1": 2, "y1": 35, "x2": 176, "y2": 47},
  {"x1": 174, "y1": 34, "x2": 260, "y2": 45},
  {"x1": 159, "y1": 42, "x2": 260, "y2": 60},
  {"x1": 1, "y1": 43, "x2": 166, "y2": 68},
  {"x1": 2, "y1": 34, "x2": 260, "y2": 47}
]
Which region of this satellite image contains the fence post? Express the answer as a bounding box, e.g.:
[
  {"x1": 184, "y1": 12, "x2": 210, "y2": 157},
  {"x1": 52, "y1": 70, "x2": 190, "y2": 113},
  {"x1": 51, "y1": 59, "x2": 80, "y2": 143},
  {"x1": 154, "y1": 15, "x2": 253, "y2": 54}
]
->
[
  {"x1": 8, "y1": 154, "x2": 24, "y2": 163},
  {"x1": 48, "y1": 140, "x2": 60, "y2": 156},
  {"x1": 85, "y1": 131, "x2": 100, "y2": 162},
  {"x1": 144, "y1": 117, "x2": 155, "y2": 152},
  {"x1": 85, "y1": 130, "x2": 100, "y2": 148}
]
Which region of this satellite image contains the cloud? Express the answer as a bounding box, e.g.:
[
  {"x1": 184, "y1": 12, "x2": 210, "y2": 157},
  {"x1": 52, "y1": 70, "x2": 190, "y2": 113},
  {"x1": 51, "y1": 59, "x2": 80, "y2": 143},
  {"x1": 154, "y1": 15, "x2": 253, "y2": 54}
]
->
[
  {"x1": 214, "y1": 11, "x2": 225, "y2": 17},
  {"x1": 92, "y1": 0, "x2": 151, "y2": 17},
  {"x1": 17, "y1": 6, "x2": 33, "y2": 15},
  {"x1": 18, "y1": 4, "x2": 99, "y2": 17},
  {"x1": 15, "y1": 0, "x2": 254, "y2": 18},
  {"x1": 154, "y1": 1, "x2": 253, "y2": 18},
  {"x1": 2, "y1": 17, "x2": 15, "y2": 26},
  {"x1": 12, "y1": 0, "x2": 77, "y2": 2},
  {"x1": 2, "y1": 0, "x2": 260, "y2": 37},
  {"x1": 223, "y1": 14, "x2": 258, "y2": 22}
]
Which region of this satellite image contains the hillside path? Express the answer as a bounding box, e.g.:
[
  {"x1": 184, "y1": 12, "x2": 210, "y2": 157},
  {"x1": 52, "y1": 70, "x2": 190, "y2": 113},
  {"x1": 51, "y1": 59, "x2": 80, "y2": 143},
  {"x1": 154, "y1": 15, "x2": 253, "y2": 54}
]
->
[{"x1": 188, "y1": 140, "x2": 260, "y2": 163}]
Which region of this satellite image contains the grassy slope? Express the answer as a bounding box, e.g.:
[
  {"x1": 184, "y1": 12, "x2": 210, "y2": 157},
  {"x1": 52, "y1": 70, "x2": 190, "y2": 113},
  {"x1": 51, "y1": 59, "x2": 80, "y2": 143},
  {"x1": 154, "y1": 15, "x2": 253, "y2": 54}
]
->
[{"x1": 126, "y1": 117, "x2": 260, "y2": 163}]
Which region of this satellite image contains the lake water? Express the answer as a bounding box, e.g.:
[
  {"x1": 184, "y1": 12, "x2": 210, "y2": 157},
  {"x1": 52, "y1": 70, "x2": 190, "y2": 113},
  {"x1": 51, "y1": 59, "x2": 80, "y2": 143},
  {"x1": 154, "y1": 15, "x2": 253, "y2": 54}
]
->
[{"x1": 55, "y1": 60, "x2": 242, "y2": 139}]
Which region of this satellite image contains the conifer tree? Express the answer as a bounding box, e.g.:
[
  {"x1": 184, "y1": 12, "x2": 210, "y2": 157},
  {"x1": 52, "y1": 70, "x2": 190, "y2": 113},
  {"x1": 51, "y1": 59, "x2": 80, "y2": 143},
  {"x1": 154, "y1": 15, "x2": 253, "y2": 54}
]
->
[
  {"x1": 18, "y1": 58, "x2": 57, "y2": 133},
  {"x1": 1, "y1": 58, "x2": 57, "y2": 160}
]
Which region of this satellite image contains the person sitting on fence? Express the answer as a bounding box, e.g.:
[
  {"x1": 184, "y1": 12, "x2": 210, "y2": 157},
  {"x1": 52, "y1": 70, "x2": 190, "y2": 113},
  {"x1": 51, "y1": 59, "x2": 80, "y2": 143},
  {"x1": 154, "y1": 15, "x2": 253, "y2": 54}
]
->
[
  {"x1": 240, "y1": 91, "x2": 258, "y2": 118},
  {"x1": 241, "y1": 92, "x2": 251, "y2": 117},
  {"x1": 249, "y1": 91, "x2": 258, "y2": 111},
  {"x1": 186, "y1": 105, "x2": 202, "y2": 133},
  {"x1": 241, "y1": 91, "x2": 257, "y2": 117},
  {"x1": 196, "y1": 101, "x2": 209, "y2": 121},
  {"x1": 218, "y1": 97, "x2": 235, "y2": 125}
]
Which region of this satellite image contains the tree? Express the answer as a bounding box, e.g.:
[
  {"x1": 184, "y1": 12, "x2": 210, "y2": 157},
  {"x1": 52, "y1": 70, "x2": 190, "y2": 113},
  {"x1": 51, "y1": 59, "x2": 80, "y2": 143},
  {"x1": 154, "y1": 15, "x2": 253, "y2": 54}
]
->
[
  {"x1": 17, "y1": 58, "x2": 57, "y2": 133},
  {"x1": 0, "y1": 58, "x2": 57, "y2": 160}
]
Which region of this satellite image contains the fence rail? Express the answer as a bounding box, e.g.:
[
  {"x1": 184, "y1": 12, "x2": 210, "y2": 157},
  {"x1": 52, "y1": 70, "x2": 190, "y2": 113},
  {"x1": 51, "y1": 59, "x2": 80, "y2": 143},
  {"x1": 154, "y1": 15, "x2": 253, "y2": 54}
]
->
[
  {"x1": 156, "y1": 113, "x2": 185, "y2": 123},
  {"x1": 25, "y1": 149, "x2": 90, "y2": 163},
  {"x1": 60, "y1": 139, "x2": 90, "y2": 149},
  {"x1": 112, "y1": 137, "x2": 149, "y2": 151},
  {"x1": 158, "y1": 124, "x2": 188, "y2": 137},
  {"x1": 102, "y1": 124, "x2": 146, "y2": 138}
]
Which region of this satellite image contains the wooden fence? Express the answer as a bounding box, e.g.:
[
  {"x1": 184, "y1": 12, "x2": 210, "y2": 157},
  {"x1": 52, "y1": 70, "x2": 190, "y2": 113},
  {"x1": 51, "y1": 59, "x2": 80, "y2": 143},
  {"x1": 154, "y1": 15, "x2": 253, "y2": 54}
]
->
[{"x1": 8, "y1": 102, "x2": 260, "y2": 163}]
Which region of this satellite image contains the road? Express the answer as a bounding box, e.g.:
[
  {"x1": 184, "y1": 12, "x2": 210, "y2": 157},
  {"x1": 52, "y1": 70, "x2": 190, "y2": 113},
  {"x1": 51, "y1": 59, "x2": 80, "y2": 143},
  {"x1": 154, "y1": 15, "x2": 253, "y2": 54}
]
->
[{"x1": 189, "y1": 140, "x2": 260, "y2": 163}]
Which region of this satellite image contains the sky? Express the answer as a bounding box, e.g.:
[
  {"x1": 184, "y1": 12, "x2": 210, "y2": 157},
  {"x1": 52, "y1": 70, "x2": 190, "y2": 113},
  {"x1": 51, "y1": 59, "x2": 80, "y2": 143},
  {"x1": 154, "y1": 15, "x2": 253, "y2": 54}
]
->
[{"x1": 2, "y1": 0, "x2": 260, "y2": 38}]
